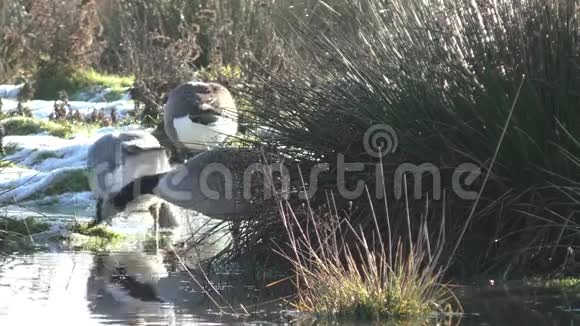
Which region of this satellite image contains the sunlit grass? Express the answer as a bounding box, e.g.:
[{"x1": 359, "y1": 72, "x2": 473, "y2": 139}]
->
[
  {"x1": 22, "y1": 169, "x2": 90, "y2": 200},
  {"x1": 68, "y1": 223, "x2": 122, "y2": 241},
  {"x1": 2, "y1": 116, "x2": 100, "y2": 139},
  {"x1": 31, "y1": 151, "x2": 61, "y2": 165},
  {"x1": 79, "y1": 69, "x2": 134, "y2": 90},
  {"x1": 64, "y1": 222, "x2": 124, "y2": 252},
  {"x1": 41, "y1": 169, "x2": 90, "y2": 196},
  {"x1": 545, "y1": 278, "x2": 580, "y2": 289},
  {"x1": 0, "y1": 159, "x2": 20, "y2": 168},
  {"x1": 35, "y1": 65, "x2": 134, "y2": 100},
  {"x1": 278, "y1": 194, "x2": 458, "y2": 320}
]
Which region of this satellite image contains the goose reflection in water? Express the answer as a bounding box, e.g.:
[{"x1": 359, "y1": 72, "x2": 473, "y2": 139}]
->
[{"x1": 86, "y1": 251, "x2": 178, "y2": 326}]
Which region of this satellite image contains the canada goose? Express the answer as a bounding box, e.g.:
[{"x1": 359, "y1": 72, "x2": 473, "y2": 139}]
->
[
  {"x1": 86, "y1": 252, "x2": 177, "y2": 325},
  {"x1": 87, "y1": 131, "x2": 179, "y2": 229},
  {"x1": 109, "y1": 149, "x2": 266, "y2": 221},
  {"x1": 94, "y1": 252, "x2": 168, "y2": 304},
  {"x1": 163, "y1": 81, "x2": 238, "y2": 156}
]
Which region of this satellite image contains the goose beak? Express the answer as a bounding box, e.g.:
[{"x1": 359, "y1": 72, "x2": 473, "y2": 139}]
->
[{"x1": 188, "y1": 112, "x2": 220, "y2": 125}]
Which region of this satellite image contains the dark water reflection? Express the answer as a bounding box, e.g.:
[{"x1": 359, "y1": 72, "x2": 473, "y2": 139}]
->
[
  {"x1": 456, "y1": 283, "x2": 580, "y2": 326},
  {"x1": 2, "y1": 252, "x2": 580, "y2": 325}
]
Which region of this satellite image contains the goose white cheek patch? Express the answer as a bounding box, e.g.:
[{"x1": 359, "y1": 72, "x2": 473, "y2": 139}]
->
[{"x1": 172, "y1": 116, "x2": 238, "y2": 150}]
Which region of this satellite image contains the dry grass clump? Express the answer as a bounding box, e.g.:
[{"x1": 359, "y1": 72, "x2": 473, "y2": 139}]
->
[
  {"x1": 0, "y1": 0, "x2": 105, "y2": 82},
  {"x1": 278, "y1": 191, "x2": 458, "y2": 320}
]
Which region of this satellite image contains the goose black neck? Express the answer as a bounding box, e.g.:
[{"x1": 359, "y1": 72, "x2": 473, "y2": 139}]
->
[{"x1": 113, "y1": 173, "x2": 165, "y2": 210}]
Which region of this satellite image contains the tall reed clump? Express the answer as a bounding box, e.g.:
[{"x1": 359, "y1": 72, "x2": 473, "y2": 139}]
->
[
  {"x1": 278, "y1": 189, "x2": 457, "y2": 319},
  {"x1": 243, "y1": 0, "x2": 580, "y2": 278}
]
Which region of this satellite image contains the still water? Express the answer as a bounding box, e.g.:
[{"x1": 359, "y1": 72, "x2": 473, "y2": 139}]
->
[
  {"x1": 2, "y1": 251, "x2": 580, "y2": 325},
  {"x1": 0, "y1": 252, "x2": 293, "y2": 325},
  {"x1": 2, "y1": 201, "x2": 580, "y2": 325}
]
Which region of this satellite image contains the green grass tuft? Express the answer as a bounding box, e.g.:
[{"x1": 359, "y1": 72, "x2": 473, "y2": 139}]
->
[
  {"x1": 0, "y1": 159, "x2": 21, "y2": 168},
  {"x1": 545, "y1": 278, "x2": 580, "y2": 289},
  {"x1": 41, "y1": 169, "x2": 90, "y2": 196},
  {"x1": 79, "y1": 69, "x2": 134, "y2": 90},
  {"x1": 68, "y1": 223, "x2": 123, "y2": 241},
  {"x1": 3, "y1": 117, "x2": 53, "y2": 135},
  {"x1": 25, "y1": 169, "x2": 90, "y2": 200},
  {"x1": 279, "y1": 197, "x2": 457, "y2": 320},
  {"x1": 64, "y1": 222, "x2": 124, "y2": 252},
  {"x1": 2, "y1": 117, "x2": 99, "y2": 139},
  {"x1": 31, "y1": 151, "x2": 61, "y2": 165},
  {"x1": 34, "y1": 64, "x2": 134, "y2": 100},
  {"x1": 2, "y1": 144, "x2": 18, "y2": 156},
  {"x1": 0, "y1": 216, "x2": 51, "y2": 235}
]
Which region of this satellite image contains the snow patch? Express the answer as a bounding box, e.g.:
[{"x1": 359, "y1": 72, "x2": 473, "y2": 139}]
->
[
  {"x1": 0, "y1": 166, "x2": 86, "y2": 203},
  {"x1": 75, "y1": 87, "x2": 132, "y2": 102},
  {"x1": 26, "y1": 191, "x2": 94, "y2": 207},
  {"x1": 0, "y1": 98, "x2": 135, "y2": 120},
  {"x1": 0, "y1": 84, "x2": 23, "y2": 99},
  {"x1": 0, "y1": 125, "x2": 145, "y2": 204}
]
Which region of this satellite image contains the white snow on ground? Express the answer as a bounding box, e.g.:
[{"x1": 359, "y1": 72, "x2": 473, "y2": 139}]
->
[
  {"x1": 0, "y1": 84, "x2": 23, "y2": 99},
  {"x1": 0, "y1": 82, "x2": 133, "y2": 120},
  {"x1": 82, "y1": 87, "x2": 132, "y2": 102},
  {"x1": 1, "y1": 98, "x2": 134, "y2": 120},
  {"x1": 0, "y1": 125, "x2": 143, "y2": 203},
  {"x1": 0, "y1": 166, "x2": 85, "y2": 203},
  {"x1": 0, "y1": 83, "x2": 131, "y2": 103},
  {"x1": 2, "y1": 193, "x2": 96, "y2": 222},
  {"x1": 0, "y1": 84, "x2": 230, "y2": 247},
  {"x1": 3, "y1": 125, "x2": 142, "y2": 170},
  {"x1": 0, "y1": 166, "x2": 33, "y2": 183},
  {"x1": 0, "y1": 86, "x2": 141, "y2": 205},
  {"x1": 25, "y1": 191, "x2": 94, "y2": 208}
]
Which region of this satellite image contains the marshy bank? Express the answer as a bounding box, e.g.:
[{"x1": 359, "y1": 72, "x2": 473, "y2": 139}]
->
[{"x1": 1, "y1": 0, "x2": 579, "y2": 324}]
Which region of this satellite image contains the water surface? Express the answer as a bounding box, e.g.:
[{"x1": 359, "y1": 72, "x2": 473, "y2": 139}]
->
[
  {"x1": 0, "y1": 252, "x2": 292, "y2": 325},
  {"x1": 2, "y1": 203, "x2": 580, "y2": 325},
  {"x1": 4, "y1": 251, "x2": 580, "y2": 325}
]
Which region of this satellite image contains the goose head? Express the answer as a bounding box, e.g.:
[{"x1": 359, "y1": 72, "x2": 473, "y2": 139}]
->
[
  {"x1": 164, "y1": 82, "x2": 238, "y2": 151},
  {"x1": 187, "y1": 82, "x2": 236, "y2": 124}
]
